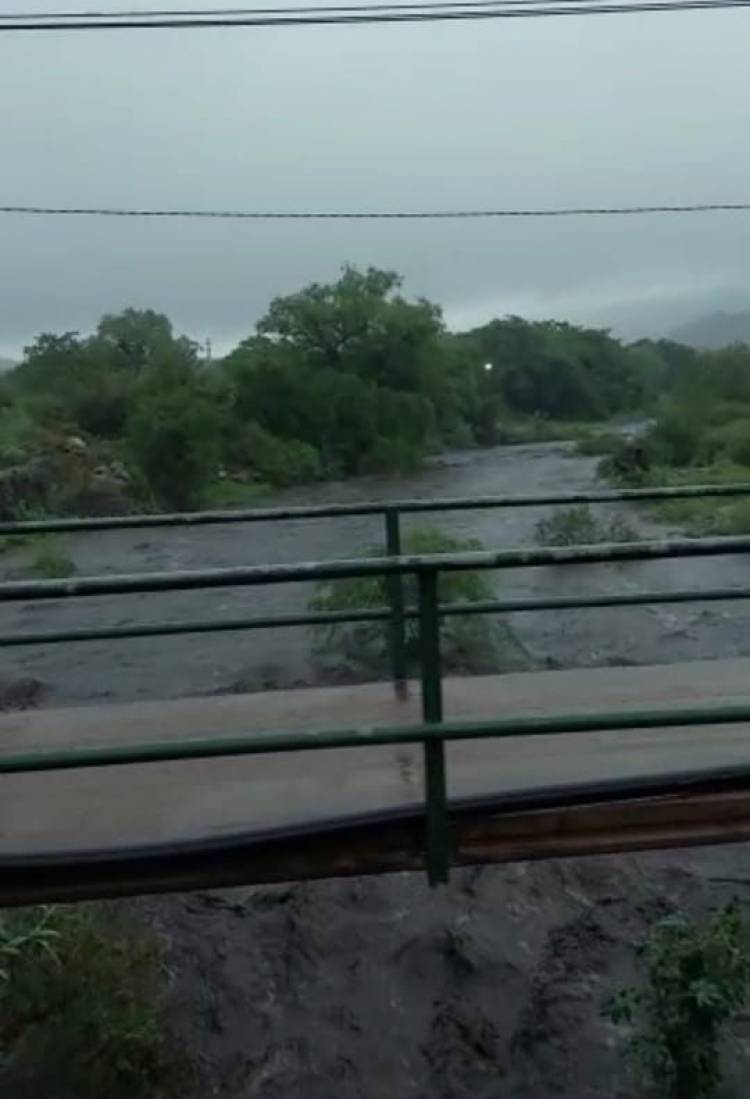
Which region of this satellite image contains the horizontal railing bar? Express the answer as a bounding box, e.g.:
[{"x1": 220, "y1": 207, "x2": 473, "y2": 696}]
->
[
  {"x1": 1, "y1": 585, "x2": 750, "y2": 647},
  {"x1": 442, "y1": 586, "x2": 750, "y2": 615},
  {"x1": 0, "y1": 607, "x2": 392, "y2": 646},
  {"x1": 2, "y1": 535, "x2": 750, "y2": 602},
  {"x1": 1, "y1": 481, "x2": 750, "y2": 535},
  {"x1": 4, "y1": 703, "x2": 750, "y2": 774}
]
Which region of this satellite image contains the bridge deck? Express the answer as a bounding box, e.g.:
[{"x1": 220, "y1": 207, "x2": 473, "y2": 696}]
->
[{"x1": 3, "y1": 657, "x2": 750, "y2": 858}]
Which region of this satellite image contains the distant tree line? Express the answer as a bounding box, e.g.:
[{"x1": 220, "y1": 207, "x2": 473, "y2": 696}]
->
[
  {"x1": 604, "y1": 339, "x2": 750, "y2": 479},
  {"x1": 0, "y1": 266, "x2": 664, "y2": 512}
]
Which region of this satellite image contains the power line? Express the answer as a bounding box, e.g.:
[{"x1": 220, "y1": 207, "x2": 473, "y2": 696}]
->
[
  {"x1": 2, "y1": 0, "x2": 750, "y2": 24},
  {"x1": 2, "y1": 201, "x2": 750, "y2": 217},
  {"x1": 0, "y1": 0, "x2": 644, "y2": 17}
]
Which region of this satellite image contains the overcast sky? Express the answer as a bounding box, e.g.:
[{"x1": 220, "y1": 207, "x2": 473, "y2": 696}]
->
[{"x1": 1, "y1": 2, "x2": 749, "y2": 357}]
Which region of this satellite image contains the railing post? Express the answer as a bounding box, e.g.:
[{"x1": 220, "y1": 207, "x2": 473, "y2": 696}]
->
[
  {"x1": 385, "y1": 508, "x2": 408, "y2": 700},
  {"x1": 418, "y1": 567, "x2": 450, "y2": 885}
]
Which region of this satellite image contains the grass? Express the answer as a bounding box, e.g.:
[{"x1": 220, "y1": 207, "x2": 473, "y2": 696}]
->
[
  {"x1": 495, "y1": 418, "x2": 604, "y2": 446},
  {"x1": 0, "y1": 531, "x2": 75, "y2": 575},
  {"x1": 201, "y1": 476, "x2": 272, "y2": 509},
  {"x1": 0, "y1": 534, "x2": 32, "y2": 558},
  {"x1": 635, "y1": 464, "x2": 750, "y2": 535},
  {"x1": 24, "y1": 534, "x2": 76, "y2": 578},
  {"x1": 535, "y1": 504, "x2": 640, "y2": 546},
  {"x1": 0, "y1": 904, "x2": 189, "y2": 1098}
]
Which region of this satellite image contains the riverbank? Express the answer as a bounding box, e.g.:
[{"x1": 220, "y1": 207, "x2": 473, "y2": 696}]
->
[{"x1": 142, "y1": 844, "x2": 750, "y2": 1099}]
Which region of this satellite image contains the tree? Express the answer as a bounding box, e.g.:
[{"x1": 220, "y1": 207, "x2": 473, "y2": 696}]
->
[
  {"x1": 467, "y1": 315, "x2": 645, "y2": 420},
  {"x1": 223, "y1": 267, "x2": 447, "y2": 474},
  {"x1": 257, "y1": 265, "x2": 444, "y2": 393},
  {"x1": 94, "y1": 308, "x2": 186, "y2": 373},
  {"x1": 13, "y1": 332, "x2": 93, "y2": 400}
]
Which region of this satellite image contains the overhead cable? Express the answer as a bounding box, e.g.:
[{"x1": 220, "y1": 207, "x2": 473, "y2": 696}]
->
[
  {"x1": 2, "y1": 201, "x2": 750, "y2": 218},
  {"x1": 2, "y1": 0, "x2": 750, "y2": 26},
  {"x1": 0, "y1": 0, "x2": 659, "y2": 17}
]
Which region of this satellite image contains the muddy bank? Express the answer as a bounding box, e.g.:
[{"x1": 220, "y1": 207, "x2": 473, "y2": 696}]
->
[
  {"x1": 2, "y1": 440, "x2": 750, "y2": 706},
  {"x1": 145, "y1": 844, "x2": 750, "y2": 1098}
]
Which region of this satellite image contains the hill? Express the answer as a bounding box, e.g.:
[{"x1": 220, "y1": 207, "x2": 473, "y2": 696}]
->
[
  {"x1": 672, "y1": 310, "x2": 750, "y2": 349},
  {"x1": 0, "y1": 357, "x2": 16, "y2": 372}
]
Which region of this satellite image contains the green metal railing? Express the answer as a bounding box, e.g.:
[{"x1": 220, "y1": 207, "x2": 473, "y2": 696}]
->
[
  {"x1": 3, "y1": 491, "x2": 750, "y2": 883},
  {"x1": 3, "y1": 479, "x2": 750, "y2": 698},
  {"x1": 3, "y1": 480, "x2": 750, "y2": 534},
  {"x1": 6, "y1": 703, "x2": 750, "y2": 886}
]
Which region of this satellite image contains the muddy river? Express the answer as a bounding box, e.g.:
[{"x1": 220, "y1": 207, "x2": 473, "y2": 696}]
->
[{"x1": 2, "y1": 440, "x2": 750, "y2": 706}]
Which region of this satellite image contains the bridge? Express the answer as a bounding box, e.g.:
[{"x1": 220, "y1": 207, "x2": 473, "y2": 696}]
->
[{"x1": 3, "y1": 481, "x2": 750, "y2": 906}]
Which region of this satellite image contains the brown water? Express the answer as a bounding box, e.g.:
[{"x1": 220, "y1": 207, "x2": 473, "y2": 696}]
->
[{"x1": 2, "y1": 440, "x2": 750, "y2": 705}]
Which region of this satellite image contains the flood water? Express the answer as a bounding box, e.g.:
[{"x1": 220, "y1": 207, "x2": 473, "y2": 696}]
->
[{"x1": 2, "y1": 440, "x2": 750, "y2": 706}]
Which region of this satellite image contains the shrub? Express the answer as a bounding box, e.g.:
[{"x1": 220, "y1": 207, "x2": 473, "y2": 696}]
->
[
  {"x1": 231, "y1": 422, "x2": 321, "y2": 487},
  {"x1": 309, "y1": 526, "x2": 528, "y2": 676},
  {"x1": 443, "y1": 418, "x2": 475, "y2": 449},
  {"x1": 699, "y1": 419, "x2": 750, "y2": 467},
  {"x1": 607, "y1": 904, "x2": 750, "y2": 1099},
  {"x1": 598, "y1": 438, "x2": 653, "y2": 486},
  {"x1": 701, "y1": 400, "x2": 750, "y2": 428},
  {"x1": 648, "y1": 407, "x2": 704, "y2": 467},
  {"x1": 0, "y1": 904, "x2": 188, "y2": 1099},
  {"x1": 127, "y1": 385, "x2": 220, "y2": 509},
  {"x1": 535, "y1": 504, "x2": 639, "y2": 546},
  {"x1": 70, "y1": 374, "x2": 133, "y2": 438},
  {"x1": 0, "y1": 406, "x2": 47, "y2": 468},
  {"x1": 359, "y1": 435, "x2": 423, "y2": 475}
]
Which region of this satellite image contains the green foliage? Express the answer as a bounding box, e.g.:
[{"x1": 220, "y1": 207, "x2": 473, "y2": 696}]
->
[
  {"x1": 630, "y1": 464, "x2": 750, "y2": 535},
  {"x1": 359, "y1": 435, "x2": 424, "y2": 475},
  {"x1": 309, "y1": 526, "x2": 527, "y2": 675},
  {"x1": 612, "y1": 346, "x2": 750, "y2": 480},
  {"x1": 257, "y1": 265, "x2": 443, "y2": 393},
  {"x1": 0, "y1": 404, "x2": 46, "y2": 467},
  {"x1": 596, "y1": 341, "x2": 750, "y2": 538},
  {"x1": 5, "y1": 274, "x2": 658, "y2": 514},
  {"x1": 534, "y1": 504, "x2": 639, "y2": 546},
  {"x1": 202, "y1": 477, "x2": 271, "y2": 508},
  {"x1": 598, "y1": 438, "x2": 654, "y2": 487},
  {"x1": 493, "y1": 418, "x2": 600, "y2": 446},
  {"x1": 127, "y1": 366, "x2": 220, "y2": 509},
  {"x1": 228, "y1": 421, "x2": 321, "y2": 487},
  {"x1": 649, "y1": 406, "x2": 705, "y2": 467},
  {"x1": 24, "y1": 534, "x2": 75, "y2": 578},
  {"x1": 0, "y1": 904, "x2": 187, "y2": 1099},
  {"x1": 468, "y1": 316, "x2": 649, "y2": 421},
  {"x1": 94, "y1": 307, "x2": 183, "y2": 373},
  {"x1": 607, "y1": 904, "x2": 750, "y2": 1099},
  {"x1": 699, "y1": 418, "x2": 750, "y2": 466},
  {"x1": 223, "y1": 269, "x2": 441, "y2": 477},
  {"x1": 69, "y1": 371, "x2": 133, "y2": 438}
]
